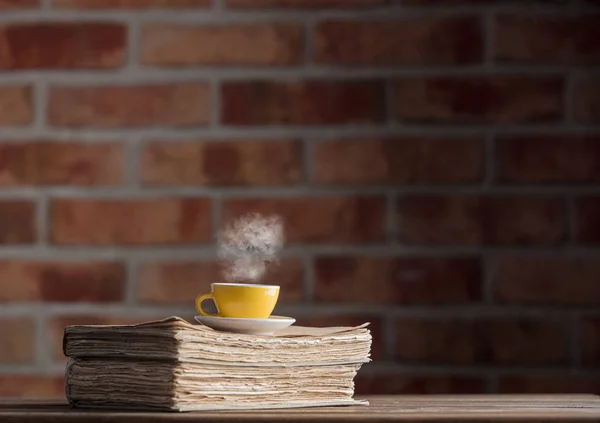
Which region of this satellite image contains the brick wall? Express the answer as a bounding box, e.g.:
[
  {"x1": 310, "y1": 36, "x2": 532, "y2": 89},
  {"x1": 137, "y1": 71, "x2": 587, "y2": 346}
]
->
[{"x1": 0, "y1": 0, "x2": 599, "y2": 398}]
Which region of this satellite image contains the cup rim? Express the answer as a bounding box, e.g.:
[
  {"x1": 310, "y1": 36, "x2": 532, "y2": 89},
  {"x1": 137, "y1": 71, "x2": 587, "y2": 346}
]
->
[{"x1": 211, "y1": 282, "x2": 280, "y2": 289}]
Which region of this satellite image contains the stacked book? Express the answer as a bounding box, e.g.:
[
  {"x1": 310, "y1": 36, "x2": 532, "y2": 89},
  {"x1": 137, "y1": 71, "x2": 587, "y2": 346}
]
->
[{"x1": 63, "y1": 316, "x2": 372, "y2": 411}]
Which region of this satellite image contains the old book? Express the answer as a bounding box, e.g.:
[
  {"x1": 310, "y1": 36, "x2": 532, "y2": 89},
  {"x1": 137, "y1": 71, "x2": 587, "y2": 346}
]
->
[{"x1": 63, "y1": 316, "x2": 372, "y2": 411}]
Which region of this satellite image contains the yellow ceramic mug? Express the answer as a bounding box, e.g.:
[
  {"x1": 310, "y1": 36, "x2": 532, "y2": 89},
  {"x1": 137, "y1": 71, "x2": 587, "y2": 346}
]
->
[{"x1": 195, "y1": 283, "x2": 280, "y2": 319}]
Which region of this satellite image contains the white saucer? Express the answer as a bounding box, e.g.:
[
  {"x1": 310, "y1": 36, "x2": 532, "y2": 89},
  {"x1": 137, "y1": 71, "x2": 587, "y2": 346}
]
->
[{"x1": 194, "y1": 315, "x2": 296, "y2": 335}]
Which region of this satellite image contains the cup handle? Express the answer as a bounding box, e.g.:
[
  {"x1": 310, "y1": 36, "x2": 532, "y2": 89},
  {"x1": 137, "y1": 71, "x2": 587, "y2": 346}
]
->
[{"x1": 196, "y1": 294, "x2": 219, "y2": 317}]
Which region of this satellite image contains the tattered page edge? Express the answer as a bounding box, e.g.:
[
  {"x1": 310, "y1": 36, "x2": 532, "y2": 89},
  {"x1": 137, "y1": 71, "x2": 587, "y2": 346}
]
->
[
  {"x1": 273, "y1": 323, "x2": 370, "y2": 337},
  {"x1": 63, "y1": 316, "x2": 371, "y2": 356},
  {"x1": 178, "y1": 399, "x2": 370, "y2": 412},
  {"x1": 64, "y1": 316, "x2": 371, "y2": 337},
  {"x1": 67, "y1": 399, "x2": 370, "y2": 412},
  {"x1": 65, "y1": 354, "x2": 371, "y2": 367}
]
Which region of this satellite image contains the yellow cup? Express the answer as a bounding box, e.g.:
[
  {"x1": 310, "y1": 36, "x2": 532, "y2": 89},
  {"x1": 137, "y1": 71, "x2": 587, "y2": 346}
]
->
[{"x1": 195, "y1": 283, "x2": 280, "y2": 319}]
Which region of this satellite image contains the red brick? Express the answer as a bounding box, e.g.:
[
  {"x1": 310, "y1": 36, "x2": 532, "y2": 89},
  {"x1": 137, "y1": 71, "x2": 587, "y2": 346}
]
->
[
  {"x1": 393, "y1": 76, "x2": 563, "y2": 124},
  {"x1": 355, "y1": 374, "x2": 485, "y2": 395},
  {"x1": 313, "y1": 138, "x2": 482, "y2": 185},
  {"x1": 495, "y1": 15, "x2": 600, "y2": 64},
  {"x1": 315, "y1": 17, "x2": 481, "y2": 66},
  {"x1": 222, "y1": 196, "x2": 385, "y2": 244},
  {"x1": 495, "y1": 135, "x2": 600, "y2": 183},
  {"x1": 293, "y1": 315, "x2": 383, "y2": 360},
  {"x1": 0, "y1": 85, "x2": 32, "y2": 126},
  {"x1": 227, "y1": 0, "x2": 381, "y2": 7},
  {"x1": 498, "y1": 375, "x2": 600, "y2": 394},
  {"x1": 395, "y1": 317, "x2": 567, "y2": 365},
  {"x1": 221, "y1": 80, "x2": 384, "y2": 125},
  {"x1": 141, "y1": 140, "x2": 301, "y2": 186},
  {"x1": 574, "y1": 76, "x2": 600, "y2": 124},
  {"x1": 0, "y1": 375, "x2": 65, "y2": 398},
  {"x1": 314, "y1": 256, "x2": 481, "y2": 304},
  {"x1": 137, "y1": 259, "x2": 304, "y2": 304},
  {"x1": 0, "y1": 142, "x2": 123, "y2": 186},
  {"x1": 396, "y1": 195, "x2": 565, "y2": 245},
  {"x1": 0, "y1": 318, "x2": 35, "y2": 364},
  {"x1": 51, "y1": 198, "x2": 212, "y2": 245},
  {"x1": 49, "y1": 315, "x2": 159, "y2": 361},
  {"x1": 0, "y1": 23, "x2": 125, "y2": 70},
  {"x1": 0, "y1": 0, "x2": 38, "y2": 8},
  {"x1": 0, "y1": 201, "x2": 36, "y2": 244},
  {"x1": 54, "y1": 0, "x2": 210, "y2": 8},
  {"x1": 142, "y1": 23, "x2": 302, "y2": 66},
  {"x1": 493, "y1": 256, "x2": 600, "y2": 305},
  {"x1": 0, "y1": 261, "x2": 125, "y2": 302},
  {"x1": 48, "y1": 83, "x2": 210, "y2": 128},
  {"x1": 574, "y1": 197, "x2": 600, "y2": 244},
  {"x1": 582, "y1": 317, "x2": 600, "y2": 366}
]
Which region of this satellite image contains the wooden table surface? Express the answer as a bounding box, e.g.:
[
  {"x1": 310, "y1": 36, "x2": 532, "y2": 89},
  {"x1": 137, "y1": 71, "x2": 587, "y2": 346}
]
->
[{"x1": 1, "y1": 395, "x2": 600, "y2": 423}]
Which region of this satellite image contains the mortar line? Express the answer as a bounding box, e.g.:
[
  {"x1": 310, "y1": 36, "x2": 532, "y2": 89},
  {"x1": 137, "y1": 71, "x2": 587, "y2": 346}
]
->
[
  {"x1": 36, "y1": 196, "x2": 49, "y2": 246},
  {"x1": 213, "y1": 0, "x2": 225, "y2": 11},
  {"x1": 124, "y1": 259, "x2": 138, "y2": 305},
  {"x1": 302, "y1": 138, "x2": 314, "y2": 187},
  {"x1": 210, "y1": 77, "x2": 221, "y2": 128},
  {"x1": 211, "y1": 195, "x2": 223, "y2": 244},
  {"x1": 385, "y1": 191, "x2": 397, "y2": 244},
  {"x1": 2, "y1": 184, "x2": 600, "y2": 199},
  {"x1": 1, "y1": 244, "x2": 600, "y2": 261},
  {"x1": 480, "y1": 132, "x2": 495, "y2": 304},
  {"x1": 343, "y1": 362, "x2": 583, "y2": 377},
  {"x1": 566, "y1": 195, "x2": 576, "y2": 244},
  {"x1": 0, "y1": 301, "x2": 593, "y2": 318},
  {"x1": 125, "y1": 137, "x2": 142, "y2": 188},
  {"x1": 570, "y1": 0, "x2": 584, "y2": 12},
  {"x1": 1, "y1": 65, "x2": 590, "y2": 85},
  {"x1": 482, "y1": 9, "x2": 494, "y2": 69},
  {"x1": 564, "y1": 71, "x2": 576, "y2": 124},
  {"x1": 303, "y1": 19, "x2": 315, "y2": 66},
  {"x1": 569, "y1": 312, "x2": 583, "y2": 369},
  {"x1": 126, "y1": 17, "x2": 141, "y2": 70},
  {"x1": 0, "y1": 365, "x2": 47, "y2": 375},
  {"x1": 384, "y1": 79, "x2": 396, "y2": 126},
  {"x1": 0, "y1": 128, "x2": 533, "y2": 143},
  {"x1": 33, "y1": 80, "x2": 47, "y2": 130},
  {"x1": 34, "y1": 309, "x2": 51, "y2": 371},
  {"x1": 2, "y1": 124, "x2": 597, "y2": 142},
  {"x1": 303, "y1": 254, "x2": 314, "y2": 302},
  {"x1": 583, "y1": 1, "x2": 600, "y2": 10},
  {"x1": 356, "y1": 363, "x2": 493, "y2": 376},
  {"x1": 0, "y1": 2, "x2": 576, "y2": 21},
  {"x1": 483, "y1": 132, "x2": 495, "y2": 187},
  {"x1": 482, "y1": 253, "x2": 494, "y2": 303},
  {"x1": 5, "y1": 362, "x2": 599, "y2": 378},
  {"x1": 382, "y1": 314, "x2": 397, "y2": 361}
]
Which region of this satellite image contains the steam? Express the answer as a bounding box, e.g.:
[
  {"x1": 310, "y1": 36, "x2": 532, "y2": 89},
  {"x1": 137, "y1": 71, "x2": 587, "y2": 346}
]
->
[{"x1": 217, "y1": 213, "x2": 284, "y2": 283}]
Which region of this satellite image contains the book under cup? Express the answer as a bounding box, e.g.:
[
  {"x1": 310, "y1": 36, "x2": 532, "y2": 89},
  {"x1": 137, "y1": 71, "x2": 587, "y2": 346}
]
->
[{"x1": 63, "y1": 316, "x2": 372, "y2": 411}]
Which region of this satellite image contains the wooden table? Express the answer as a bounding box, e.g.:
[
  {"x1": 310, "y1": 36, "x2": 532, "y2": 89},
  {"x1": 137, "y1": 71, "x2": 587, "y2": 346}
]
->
[{"x1": 1, "y1": 395, "x2": 600, "y2": 422}]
